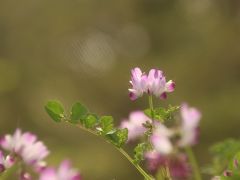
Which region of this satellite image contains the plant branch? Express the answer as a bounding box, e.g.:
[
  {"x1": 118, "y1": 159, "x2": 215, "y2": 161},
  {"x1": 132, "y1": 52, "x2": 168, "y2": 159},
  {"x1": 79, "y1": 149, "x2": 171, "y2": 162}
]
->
[
  {"x1": 74, "y1": 124, "x2": 154, "y2": 180},
  {"x1": 148, "y1": 95, "x2": 154, "y2": 120}
]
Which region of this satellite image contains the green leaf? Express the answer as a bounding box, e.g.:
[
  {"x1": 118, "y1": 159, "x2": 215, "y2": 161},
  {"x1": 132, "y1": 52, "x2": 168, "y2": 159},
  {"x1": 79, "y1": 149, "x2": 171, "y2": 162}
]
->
[
  {"x1": 85, "y1": 114, "x2": 98, "y2": 128},
  {"x1": 133, "y1": 143, "x2": 150, "y2": 164},
  {"x1": 106, "y1": 128, "x2": 128, "y2": 147},
  {"x1": 155, "y1": 105, "x2": 179, "y2": 122},
  {"x1": 45, "y1": 100, "x2": 64, "y2": 122},
  {"x1": 70, "y1": 102, "x2": 88, "y2": 123},
  {"x1": 99, "y1": 116, "x2": 114, "y2": 134},
  {"x1": 116, "y1": 128, "x2": 128, "y2": 147},
  {"x1": 144, "y1": 105, "x2": 179, "y2": 122}
]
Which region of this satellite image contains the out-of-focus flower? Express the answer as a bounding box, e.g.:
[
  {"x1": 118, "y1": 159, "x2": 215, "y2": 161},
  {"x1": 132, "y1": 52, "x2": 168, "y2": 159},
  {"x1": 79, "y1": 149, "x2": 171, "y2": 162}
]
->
[
  {"x1": 0, "y1": 129, "x2": 49, "y2": 170},
  {"x1": 39, "y1": 160, "x2": 81, "y2": 180},
  {"x1": 128, "y1": 67, "x2": 148, "y2": 100},
  {"x1": 145, "y1": 151, "x2": 191, "y2": 180},
  {"x1": 0, "y1": 151, "x2": 14, "y2": 173},
  {"x1": 120, "y1": 111, "x2": 151, "y2": 141},
  {"x1": 128, "y1": 67, "x2": 175, "y2": 100},
  {"x1": 150, "y1": 123, "x2": 173, "y2": 155},
  {"x1": 178, "y1": 103, "x2": 201, "y2": 147},
  {"x1": 20, "y1": 172, "x2": 32, "y2": 180},
  {"x1": 147, "y1": 69, "x2": 175, "y2": 99},
  {"x1": 223, "y1": 170, "x2": 232, "y2": 177}
]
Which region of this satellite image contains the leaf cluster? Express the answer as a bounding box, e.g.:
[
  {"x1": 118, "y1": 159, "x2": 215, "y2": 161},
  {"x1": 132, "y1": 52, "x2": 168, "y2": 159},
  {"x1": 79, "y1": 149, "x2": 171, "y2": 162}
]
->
[
  {"x1": 133, "y1": 142, "x2": 151, "y2": 164},
  {"x1": 45, "y1": 100, "x2": 128, "y2": 148},
  {"x1": 144, "y1": 105, "x2": 179, "y2": 122}
]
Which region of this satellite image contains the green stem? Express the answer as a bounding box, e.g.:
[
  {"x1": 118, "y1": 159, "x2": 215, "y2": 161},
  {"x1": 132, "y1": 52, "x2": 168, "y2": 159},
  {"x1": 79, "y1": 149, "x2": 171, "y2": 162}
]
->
[
  {"x1": 147, "y1": 95, "x2": 172, "y2": 180},
  {"x1": 148, "y1": 95, "x2": 154, "y2": 120},
  {"x1": 185, "y1": 146, "x2": 202, "y2": 180},
  {"x1": 75, "y1": 124, "x2": 154, "y2": 180},
  {"x1": 118, "y1": 148, "x2": 154, "y2": 180}
]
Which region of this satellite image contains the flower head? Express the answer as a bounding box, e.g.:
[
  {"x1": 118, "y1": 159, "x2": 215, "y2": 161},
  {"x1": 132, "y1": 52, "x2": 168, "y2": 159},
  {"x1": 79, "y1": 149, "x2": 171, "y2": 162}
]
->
[
  {"x1": 0, "y1": 129, "x2": 49, "y2": 170},
  {"x1": 178, "y1": 103, "x2": 201, "y2": 147},
  {"x1": 150, "y1": 123, "x2": 173, "y2": 155},
  {"x1": 147, "y1": 69, "x2": 175, "y2": 99},
  {"x1": 128, "y1": 67, "x2": 175, "y2": 101},
  {"x1": 40, "y1": 160, "x2": 81, "y2": 180},
  {"x1": 120, "y1": 111, "x2": 151, "y2": 141}
]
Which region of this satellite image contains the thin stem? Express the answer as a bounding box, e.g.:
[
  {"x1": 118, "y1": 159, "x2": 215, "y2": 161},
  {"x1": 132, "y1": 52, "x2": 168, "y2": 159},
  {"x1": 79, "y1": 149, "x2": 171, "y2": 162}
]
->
[
  {"x1": 185, "y1": 146, "x2": 202, "y2": 180},
  {"x1": 148, "y1": 95, "x2": 154, "y2": 120},
  {"x1": 75, "y1": 124, "x2": 154, "y2": 180},
  {"x1": 147, "y1": 95, "x2": 172, "y2": 180},
  {"x1": 118, "y1": 148, "x2": 154, "y2": 180}
]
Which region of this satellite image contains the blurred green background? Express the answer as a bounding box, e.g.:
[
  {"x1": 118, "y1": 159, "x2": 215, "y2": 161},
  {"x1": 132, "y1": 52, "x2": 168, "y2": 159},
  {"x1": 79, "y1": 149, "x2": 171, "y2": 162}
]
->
[{"x1": 0, "y1": 0, "x2": 240, "y2": 179}]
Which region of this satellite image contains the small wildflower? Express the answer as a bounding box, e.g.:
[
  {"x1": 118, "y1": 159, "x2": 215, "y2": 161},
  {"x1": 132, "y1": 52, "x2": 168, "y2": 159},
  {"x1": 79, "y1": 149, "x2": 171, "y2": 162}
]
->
[
  {"x1": 120, "y1": 111, "x2": 151, "y2": 141},
  {"x1": 147, "y1": 69, "x2": 175, "y2": 99},
  {"x1": 150, "y1": 123, "x2": 173, "y2": 155},
  {"x1": 39, "y1": 160, "x2": 81, "y2": 180},
  {"x1": 178, "y1": 103, "x2": 201, "y2": 147},
  {"x1": 0, "y1": 129, "x2": 49, "y2": 170},
  {"x1": 128, "y1": 67, "x2": 175, "y2": 100}
]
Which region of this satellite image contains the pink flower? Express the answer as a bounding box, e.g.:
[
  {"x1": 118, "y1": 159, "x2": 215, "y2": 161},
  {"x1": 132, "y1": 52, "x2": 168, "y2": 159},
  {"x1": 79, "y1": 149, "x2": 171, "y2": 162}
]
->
[
  {"x1": 120, "y1": 111, "x2": 151, "y2": 141},
  {"x1": 20, "y1": 172, "x2": 32, "y2": 180},
  {"x1": 128, "y1": 67, "x2": 148, "y2": 100},
  {"x1": 147, "y1": 69, "x2": 175, "y2": 99},
  {"x1": 39, "y1": 160, "x2": 81, "y2": 180},
  {"x1": 0, "y1": 129, "x2": 49, "y2": 170},
  {"x1": 145, "y1": 151, "x2": 191, "y2": 180},
  {"x1": 150, "y1": 123, "x2": 173, "y2": 155},
  {"x1": 0, "y1": 151, "x2": 14, "y2": 173},
  {"x1": 128, "y1": 67, "x2": 175, "y2": 100},
  {"x1": 178, "y1": 103, "x2": 201, "y2": 147}
]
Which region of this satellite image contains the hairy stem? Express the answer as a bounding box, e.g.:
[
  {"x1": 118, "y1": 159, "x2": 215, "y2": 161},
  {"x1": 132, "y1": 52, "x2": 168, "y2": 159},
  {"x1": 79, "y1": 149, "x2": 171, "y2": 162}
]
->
[
  {"x1": 75, "y1": 124, "x2": 154, "y2": 180},
  {"x1": 185, "y1": 146, "x2": 202, "y2": 180}
]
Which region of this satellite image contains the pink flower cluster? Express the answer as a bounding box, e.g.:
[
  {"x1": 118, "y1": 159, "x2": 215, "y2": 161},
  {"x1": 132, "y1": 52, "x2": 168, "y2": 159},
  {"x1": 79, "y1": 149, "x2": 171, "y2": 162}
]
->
[
  {"x1": 129, "y1": 67, "x2": 175, "y2": 100},
  {"x1": 0, "y1": 129, "x2": 81, "y2": 180},
  {"x1": 122, "y1": 104, "x2": 201, "y2": 154},
  {"x1": 0, "y1": 129, "x2": 49, "y2": 171},
  {"x1": 121, "y1": 104, "x2": 201, "y2": 179},
  {"x1": 126, "y1": 67, "x2": 202, "y2": 179}
]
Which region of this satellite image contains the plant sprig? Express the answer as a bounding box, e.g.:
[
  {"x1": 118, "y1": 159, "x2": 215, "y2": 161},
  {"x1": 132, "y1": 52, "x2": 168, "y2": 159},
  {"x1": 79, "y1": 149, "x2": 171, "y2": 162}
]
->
[{"x1": 45, "y1": 100, "x2": 154, "y2": 180}]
